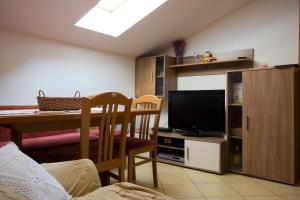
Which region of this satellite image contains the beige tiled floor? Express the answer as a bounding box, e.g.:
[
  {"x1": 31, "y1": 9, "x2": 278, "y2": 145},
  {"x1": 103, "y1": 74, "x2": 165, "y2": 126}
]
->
[{"x1": 111, "y1": 159, "x2": 300, "y2": 200}]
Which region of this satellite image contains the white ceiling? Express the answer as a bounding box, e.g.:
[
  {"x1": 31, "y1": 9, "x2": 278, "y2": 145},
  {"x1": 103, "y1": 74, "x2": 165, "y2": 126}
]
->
[{"x1": 0, "y1": 0, "x2": 252, "y2": 57}]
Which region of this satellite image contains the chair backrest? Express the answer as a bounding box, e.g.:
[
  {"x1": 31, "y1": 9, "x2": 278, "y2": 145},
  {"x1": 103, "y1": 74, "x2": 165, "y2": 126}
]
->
[
  {"x1": 132, "y1": 95, "x2": 163, "y2": 142},
  {"x1": 80, "y1": 92, "x2": 132, "y2": 170}
]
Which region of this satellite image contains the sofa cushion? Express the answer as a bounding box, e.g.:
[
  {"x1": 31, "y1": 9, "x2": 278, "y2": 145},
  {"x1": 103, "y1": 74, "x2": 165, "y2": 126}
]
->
[
  {"x1": 23, "y1": 132, "x2": 99, "y2": 150},
  {"x1": 0, "y1": 127, "x2": 11, "y2": 142},
  {"x1": 125, "y1": 137, "x2": 154, "y2": 151},
  {"x1": 90, "y1": 128, "x2": 122, "y2": 136},
  {"x1": 23, "y1": 129, "x2": 78, "y2": 139},
  {"x1": 0, "y1": 141, "x2": 9, "y2": 148},
  {"x1": 0, "y1": 143, "x2": 70, "y2": 200}
]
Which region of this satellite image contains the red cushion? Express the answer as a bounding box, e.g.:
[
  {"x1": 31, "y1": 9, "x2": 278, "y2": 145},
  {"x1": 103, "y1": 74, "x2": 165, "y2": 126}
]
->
[
  {"x1": 0, "y1": 127, "x2": 11, "y2": 142},
  {"x1": 125, "y1": 137, "x2": 154, "y2": 150},
  {"x1": 22, "y1": 132, "x2": 98, "y2": 150},
  {"x1": 23, "y1": 129, "x2": 78, "y2": 139},
  {"x1": 0, "y1": 141, "x2": 10, "y2": 147},
  {"x1": 90, "y1": 128, "x2": 122, "y2": 136}
]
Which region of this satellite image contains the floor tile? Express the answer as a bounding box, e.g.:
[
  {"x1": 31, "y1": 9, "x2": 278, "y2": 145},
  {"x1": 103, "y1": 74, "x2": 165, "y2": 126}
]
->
[
  {"x1": 159, "y1": 172, "x2": 192, "y2": 184},
  {"x1": 163, "y1": 184, "x2": 204, "y2": 198},
  {"x1": 206, "y1": 197, "x2": 244, "y2": 200},
  {"x1": 228, "y1": 182, "x2": 274, "y2": 196},
  {"x1": 175, "y1": 198, "x2": 206, "y2": 200},
  {"x1": 157, "y1": 162, "x2": 185, "y2": 174},
  {"x1": 186, "y1": 170, "x2": 223, "y2": 184},
  {"x1": 196, "y1": 183, "x2": 239, "y2": 197},
  {"x1": 257, "y1": 180, "x2": 300, "y2": 195},
  {"x1": 220, "y1": 173, "x2": 257, "y2": 183},
  {"x1": 135, "y1": 174, "x2": 161, "y2": 187},
  {"x1": 243, "y1": 196, "x2": 282, "y2": 200},
  {"x1": 280, "y1": 195, "x2": 300, "y2": 200}
]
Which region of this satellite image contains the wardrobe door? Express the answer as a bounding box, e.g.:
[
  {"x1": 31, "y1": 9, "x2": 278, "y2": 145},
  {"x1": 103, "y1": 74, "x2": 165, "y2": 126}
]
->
[{"x1": 243, "y1": 68, "x2": 294, "y2": 184}]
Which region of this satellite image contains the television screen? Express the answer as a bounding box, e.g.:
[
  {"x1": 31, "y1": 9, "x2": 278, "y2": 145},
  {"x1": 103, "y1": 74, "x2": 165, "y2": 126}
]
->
[{"x1": 168, "y1": 90, "x2": 225, "y2": 132}]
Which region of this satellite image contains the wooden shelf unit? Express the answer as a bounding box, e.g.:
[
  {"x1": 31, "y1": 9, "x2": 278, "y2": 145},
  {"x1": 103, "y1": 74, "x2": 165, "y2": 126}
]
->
[
  {"x1": 227, "y1": 71, "x2": 243, "y2": 173},
  {"x1": 170, "y1": 49, "x2": 254, "y2": 77},
  {"x1": 170, "y1": 58, "x2": 252, "y2": 69},
  {"x1": 226, "y1": 67, "x2": 300, "y2": 184},
  {"x1": 156, "y1": 131, "x2": 227, "y2": 174},
  {"x1": 135, "y1": 55, "x2": 176, "y2": 97}
]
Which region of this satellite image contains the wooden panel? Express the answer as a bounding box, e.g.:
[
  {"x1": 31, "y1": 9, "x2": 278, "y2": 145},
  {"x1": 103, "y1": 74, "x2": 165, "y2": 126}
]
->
[
  {"x1": 175, "y1": 60, "x2": 253, "y2": 77},
  {"x1": 164, "y1": 56, "x2": 176, "y2": 97},
  {"x1": 0, "y1": 105, "x2": 38, "y2": 110},
  {"x1": 182, "y1": 49, "x2": 254, "y2": 65},
  {"x1": 135, "y1": 57, "x2": 156, "y2": 97},
  {"x1": 294, "y1": 69, "x2": 300, "y2": 179},
  {"x1": 242, "y1": 68, "x2": 295, "y2": 184},
  {"x1": 157, "y1": 131, "x2": 226, "y2": 143}
]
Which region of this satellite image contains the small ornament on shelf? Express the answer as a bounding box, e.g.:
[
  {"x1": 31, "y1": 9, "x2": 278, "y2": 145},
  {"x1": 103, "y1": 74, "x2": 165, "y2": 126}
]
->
[
  {"x1": 200, "y1": 51, "x2": 217, "y2": 63},
  {"x1": 233, "y1": 83, "x2": 243, "y2": 104}
]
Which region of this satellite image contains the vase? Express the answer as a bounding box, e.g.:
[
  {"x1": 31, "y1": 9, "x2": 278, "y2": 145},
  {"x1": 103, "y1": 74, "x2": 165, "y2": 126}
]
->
[{"x1": 175, "y1": 55, "x2": 183, "y2": 65}]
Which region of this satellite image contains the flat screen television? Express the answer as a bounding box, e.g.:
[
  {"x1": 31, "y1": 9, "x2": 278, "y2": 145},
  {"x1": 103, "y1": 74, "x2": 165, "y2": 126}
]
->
[{"x1": 168, "y1": 90, "x2": 225, "y2": 136}]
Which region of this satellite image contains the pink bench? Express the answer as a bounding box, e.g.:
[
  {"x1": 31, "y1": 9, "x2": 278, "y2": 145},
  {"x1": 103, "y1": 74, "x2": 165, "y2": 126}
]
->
[
  {"x1": 0, "y1": 126, "x2": 101, "y2": 163},
  {"x1": 0, "y1": 106, "x2": 122, "y2": 163}
]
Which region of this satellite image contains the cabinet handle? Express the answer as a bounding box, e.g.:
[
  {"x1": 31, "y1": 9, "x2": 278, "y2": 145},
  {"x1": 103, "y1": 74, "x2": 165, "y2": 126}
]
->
[
  {"x1": 186, "y1": 147, "x2": 190, "y2": 161},
  {"x1": 246, "y1": 116, "x2": 250, "y2": 131},
  {"x1": 151, "y1": 71, "x2": 154, "y2": 83}
]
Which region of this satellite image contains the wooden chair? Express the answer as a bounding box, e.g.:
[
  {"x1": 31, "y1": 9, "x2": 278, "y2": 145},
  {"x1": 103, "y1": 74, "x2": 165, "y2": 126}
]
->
[
  {"x1": 127, "y1": 95, "x2": 163, "y2": 187},
  {"x1": 80, "y1": 92, "x2": 132, "y2": 183}
]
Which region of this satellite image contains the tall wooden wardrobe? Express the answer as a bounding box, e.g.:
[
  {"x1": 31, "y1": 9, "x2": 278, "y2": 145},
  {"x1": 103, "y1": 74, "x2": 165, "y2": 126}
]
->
[{"x1": 228, "y1": 67, "x2": 300, "y2": 184}]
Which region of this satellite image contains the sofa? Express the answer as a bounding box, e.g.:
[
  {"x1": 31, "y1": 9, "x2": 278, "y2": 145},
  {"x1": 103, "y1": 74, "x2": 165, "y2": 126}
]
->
[
  {"x1": 0, "y1": 142, "x2": 172, "y2": 200},
  {"x1": 42, "y1": 159, "x2": 172, "y2": 200}
]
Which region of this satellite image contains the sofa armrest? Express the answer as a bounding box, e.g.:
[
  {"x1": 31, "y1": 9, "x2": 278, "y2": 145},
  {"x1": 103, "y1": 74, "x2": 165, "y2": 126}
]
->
[{"x1": 42, "y1": 159, "x2": 101, "y2": 198}]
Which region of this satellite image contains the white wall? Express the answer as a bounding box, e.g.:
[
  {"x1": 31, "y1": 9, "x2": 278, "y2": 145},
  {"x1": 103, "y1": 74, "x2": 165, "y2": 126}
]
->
[
  {"x1": 160, "y1": 0, "x2": 299, "y2": 126},
  {"x1": 166, "y1": 0, "x2": 299, "y2": 67},
  {"x1": 0, "y1": 29, "x2": 135, "y2": 105}
]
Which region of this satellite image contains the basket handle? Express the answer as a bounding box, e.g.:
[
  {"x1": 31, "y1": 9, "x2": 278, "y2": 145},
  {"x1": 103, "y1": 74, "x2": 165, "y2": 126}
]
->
[
  {"x1": 38, "y1": 90, "x2": 45, "y2": 97},
  {"x1": 74, "y1": 91, "x2": 81, "y2": 97}
]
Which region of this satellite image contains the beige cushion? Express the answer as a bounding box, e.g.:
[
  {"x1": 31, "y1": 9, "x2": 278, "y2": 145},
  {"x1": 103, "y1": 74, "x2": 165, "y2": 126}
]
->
[
  {"x1": 0, "y1": 143, "x2": 70, "y2": 200},
  {"x1": 42, "y1": 159, "x2": 101, "y2": 198},
  {"x1": 73, "y1": 182, "x2": 173, "y2": 200}
]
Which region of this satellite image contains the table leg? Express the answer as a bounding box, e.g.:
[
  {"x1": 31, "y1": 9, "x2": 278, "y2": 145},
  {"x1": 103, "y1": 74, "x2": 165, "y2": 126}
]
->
[{"x1": 11, "y1": 128, "x2": 22, "y2": 149}]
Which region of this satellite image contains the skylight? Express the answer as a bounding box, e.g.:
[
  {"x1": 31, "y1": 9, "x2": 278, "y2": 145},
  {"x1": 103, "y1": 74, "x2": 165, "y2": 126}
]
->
[{"x1": 75, "y1": 0, "x2": 167, "y2": 37}]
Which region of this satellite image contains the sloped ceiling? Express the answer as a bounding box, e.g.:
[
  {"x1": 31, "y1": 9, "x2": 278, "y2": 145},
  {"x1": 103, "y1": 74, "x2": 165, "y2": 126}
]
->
[{"x1": 0, "y1": 0, "x2": 252, "y2": 57}]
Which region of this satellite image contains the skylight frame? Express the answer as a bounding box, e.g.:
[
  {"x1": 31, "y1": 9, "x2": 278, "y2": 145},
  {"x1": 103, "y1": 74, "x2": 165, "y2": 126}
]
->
[{"x1": 75, "y1": 0, "x2": 168, "y2": 37}]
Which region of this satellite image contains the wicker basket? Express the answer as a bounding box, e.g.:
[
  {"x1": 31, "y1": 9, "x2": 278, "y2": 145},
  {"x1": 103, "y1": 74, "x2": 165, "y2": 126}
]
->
[{"x1": 37, "y1": 90, "x2": 82, "y2": 111}]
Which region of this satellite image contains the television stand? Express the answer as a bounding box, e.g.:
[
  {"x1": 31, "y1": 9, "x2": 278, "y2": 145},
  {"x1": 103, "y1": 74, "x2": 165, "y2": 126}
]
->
[{"x1": 154, "y1": 131, "x2": 227, "y2": 174}]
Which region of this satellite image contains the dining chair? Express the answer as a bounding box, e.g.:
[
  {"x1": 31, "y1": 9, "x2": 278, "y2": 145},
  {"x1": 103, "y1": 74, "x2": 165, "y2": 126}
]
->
[
  {"x1": 80, "y1": 92, "x2": 132, "y2": 183},
  {"x1": 126, "y1": 95, "x2": 163, "y2": 187}
]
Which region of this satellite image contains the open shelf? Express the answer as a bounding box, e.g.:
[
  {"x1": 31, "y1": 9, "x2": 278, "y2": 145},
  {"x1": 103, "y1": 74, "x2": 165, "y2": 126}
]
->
[
  {"x1": 229, "y1": 103, "x2": 242, "y2": 107},
  {"x1": 157, "y1": 144, "x2": 184, "y2": 151},
  {"x1": 227, "y1": 71, "x2": 243, "y2": 173},
  {"x1": 157, "y1": 158, "x2": 185, "y2": 166},
  {"x1": 230, "y1": 135, "x2": 242, "y2": 139},
  {"x1": 169, "y1": 58, "x2": 252, "y2": 69}
]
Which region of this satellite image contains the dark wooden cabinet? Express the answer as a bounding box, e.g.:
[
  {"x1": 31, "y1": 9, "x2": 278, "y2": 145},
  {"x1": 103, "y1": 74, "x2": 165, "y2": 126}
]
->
[{"x1": 242, "y1": 68, "x2": 299, "y2": 184}]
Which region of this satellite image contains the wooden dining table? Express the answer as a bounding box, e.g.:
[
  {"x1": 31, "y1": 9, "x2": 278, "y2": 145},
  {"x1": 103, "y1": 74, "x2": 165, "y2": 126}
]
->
[
  {"x1": 0, "y1": 108, "x2": 159, "y2": 150},
  {"x1": 0, "y1": 107, "x2": 159, "y2": 185}
]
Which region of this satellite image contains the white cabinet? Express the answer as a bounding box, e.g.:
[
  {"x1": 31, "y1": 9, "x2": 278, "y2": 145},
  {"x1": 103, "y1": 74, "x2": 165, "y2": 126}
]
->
[{"x1": 184, "y1": 140, "x2": 222, "y2": 173}]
